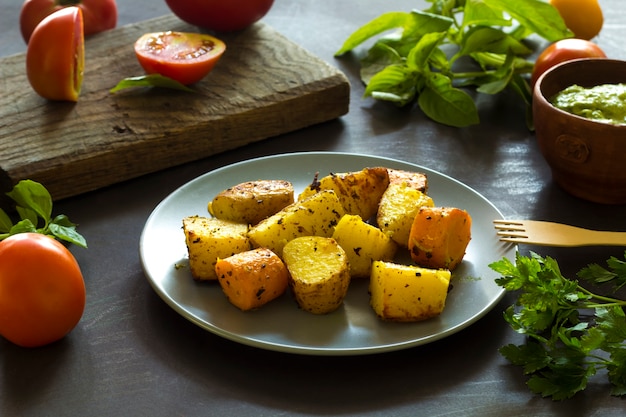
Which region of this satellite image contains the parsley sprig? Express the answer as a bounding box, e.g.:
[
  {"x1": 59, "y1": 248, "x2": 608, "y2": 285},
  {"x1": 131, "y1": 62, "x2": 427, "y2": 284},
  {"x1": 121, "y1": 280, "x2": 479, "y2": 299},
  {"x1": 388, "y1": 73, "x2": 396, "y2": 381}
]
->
[
  {"x1": 335, "y1": 0, "x2": 573, "y2": 127},
  {"x1": 490, "y1": 252, "x2": 626, "y2": 400},
  {"x1": 0, "y1": 180, "x2": 87, "y2": 248}
]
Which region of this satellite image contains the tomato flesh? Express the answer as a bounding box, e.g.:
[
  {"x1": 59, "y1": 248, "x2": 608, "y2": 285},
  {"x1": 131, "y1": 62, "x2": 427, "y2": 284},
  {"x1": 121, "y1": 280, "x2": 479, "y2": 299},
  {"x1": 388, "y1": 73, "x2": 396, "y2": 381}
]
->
[
  {"x1": 165, "y1": 0, "x2": 274, "y2": 32},
  {"x1": 531, "y1": 38, "x2": 606, "y2": 88},
  {"x1": 0, "y1": 233, "x2": 86, "y2": 348},
  {"x1": 26, "y1": 6, "x2": 85, "y2": 101},
  {"x1": 134, "y1": 31, "x2": 226, "y2": 85}
]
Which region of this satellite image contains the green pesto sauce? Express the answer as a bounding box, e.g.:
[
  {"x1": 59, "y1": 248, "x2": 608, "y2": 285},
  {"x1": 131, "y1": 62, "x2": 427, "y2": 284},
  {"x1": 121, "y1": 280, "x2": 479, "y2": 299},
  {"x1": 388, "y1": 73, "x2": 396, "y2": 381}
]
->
[{"x1": 551, "y1": 83, "x2": 626, "y2": 125}]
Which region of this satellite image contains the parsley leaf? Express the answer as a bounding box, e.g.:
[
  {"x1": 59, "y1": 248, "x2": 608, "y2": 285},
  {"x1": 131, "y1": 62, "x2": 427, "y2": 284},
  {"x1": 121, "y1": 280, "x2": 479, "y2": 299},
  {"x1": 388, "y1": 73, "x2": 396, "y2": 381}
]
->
[{"x1": 490, "y1": 252, "x2": 626, "y2": 399}]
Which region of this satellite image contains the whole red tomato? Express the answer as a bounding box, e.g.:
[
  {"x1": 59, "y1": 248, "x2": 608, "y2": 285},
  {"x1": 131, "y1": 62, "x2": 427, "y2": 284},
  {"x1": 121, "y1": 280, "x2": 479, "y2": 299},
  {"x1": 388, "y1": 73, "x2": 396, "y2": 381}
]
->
[
  {"x1": 26, "y1": 6, "x2": 85, "y2": 101},
  {"x1": 134, "y1": 31, "x2": 226, "y2": 85},
  {"x1": 20, "y1": 0, "x2": 117, "y2": 43},
  {"x1": 164, "y1": 0, "x2": 274, "y2": 32},
  {"x1": 0, "y1": 233, "x2": 86, "y2": 348},
  {"x1": 531, "y1": 38, "x2": 606, "y2": 87}
]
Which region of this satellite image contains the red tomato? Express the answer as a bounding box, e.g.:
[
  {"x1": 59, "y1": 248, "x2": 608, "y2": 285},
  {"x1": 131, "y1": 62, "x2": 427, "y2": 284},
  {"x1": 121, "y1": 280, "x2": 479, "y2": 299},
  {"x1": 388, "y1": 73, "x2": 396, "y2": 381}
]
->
[
  {"x1": 134, "y1": 31, "x2": 226, "y2": 85},
  {"x1": 26, "y1": 6, "x2": 85, "y2": 101},
  {"x1": 20, "y1": 0, "x2": 117, "y2": 44},
  {"x1": 0, "y1": 233, "x2": 86, "y2": 348},
  {"x1": 164, "y1": 0, "x2": 274, "y2": 32},
  {"x1": 531, "y1": 38, "x2": 606, "y2": 87}
]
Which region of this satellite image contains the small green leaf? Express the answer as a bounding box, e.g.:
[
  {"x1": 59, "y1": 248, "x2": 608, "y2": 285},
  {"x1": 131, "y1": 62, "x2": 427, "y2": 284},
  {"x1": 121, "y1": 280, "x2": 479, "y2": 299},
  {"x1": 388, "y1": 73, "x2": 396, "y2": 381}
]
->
[
  {"x1": 0, "y1": 209, "x2": 12, "y2": 233},
  {"x1": 49, "y1": 223, "x2": 87, "y2": 248},
  {"x1": 7, "y1": 180, "x2": 53, "y2": 223},
  {"x1": 110, "y1": 74, "x2": 196, "y2": 93},
  {"x1": 483, "y1": 0, "x2": 573, "y2": 41},
  {"x1": 335, "y1": 12, "x2": 412, "y2": 55},
  {"x1": 418, "y1": 73, "x2": 479, "y2": 127},
  {"x1": 9, "y1": 219, "x2": 37, "y2": 235}
]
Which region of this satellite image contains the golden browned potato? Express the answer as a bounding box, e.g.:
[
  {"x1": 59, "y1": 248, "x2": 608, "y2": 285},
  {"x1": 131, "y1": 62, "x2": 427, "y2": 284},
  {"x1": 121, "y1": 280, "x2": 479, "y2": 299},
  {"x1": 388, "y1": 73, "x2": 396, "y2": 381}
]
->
[
  {"x1": 182, "y1": 216, "x2": 250, "y2": 281},
  {"x1": 248, "y1": 190, "x2": 345, "y2": 257},
  {"x1": 215, "y1": 248, "x2": 289, "y2": 311},
  {"x1": 377, "y1": 183, "x2": 434, "y2": 247},
  {"x1": 298, "y1": 167, "x2": 390, "y2": 220},
  {"x1": 370, "y1": 260, "x2": 451, "y2": 322},
  {"x1": 387, "y1": 169, "x2": 428, "y2": 192},
  {"x1": 331, "y1": 214, "x2": 397, "y2": 278},
  {"x1": 208, "y1": 180, "x2": 294, "y2": 225},
  {"x1": 282, "y1": 236, "x2": 351, "y2": 314}
]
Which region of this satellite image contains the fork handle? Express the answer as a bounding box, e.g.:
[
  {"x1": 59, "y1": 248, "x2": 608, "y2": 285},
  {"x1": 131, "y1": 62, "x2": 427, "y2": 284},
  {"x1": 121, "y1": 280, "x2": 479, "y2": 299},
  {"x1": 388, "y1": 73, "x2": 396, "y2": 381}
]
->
[{"x1": 582, "y1": 229, "x2": 626, "y2": 246}]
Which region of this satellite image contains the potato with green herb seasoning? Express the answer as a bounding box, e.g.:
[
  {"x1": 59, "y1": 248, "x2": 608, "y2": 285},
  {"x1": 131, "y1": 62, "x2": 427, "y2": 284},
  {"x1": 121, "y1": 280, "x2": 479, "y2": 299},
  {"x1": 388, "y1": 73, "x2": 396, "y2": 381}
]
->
[
  {"x1": 298, "y1": 167, "x2": 389, "y2": 220},
  {"x1": 370, "y1": 260, "x2": 451, "y2": 322},
  {"x1": 248, "y1": 190, "x2": 345, "y2": 257},
  {"x1": 283, "y1": 236, "x2": 351, "y2": 314},
  {"x1": 182, "y1": 216, "x2": 250, "y2": 281},
  {"x1": 208, "y1": 179, "x2": 294, "y2": 225},
  {"x1": 332, "y1": 214, "x2": 397, "y2": 278}
]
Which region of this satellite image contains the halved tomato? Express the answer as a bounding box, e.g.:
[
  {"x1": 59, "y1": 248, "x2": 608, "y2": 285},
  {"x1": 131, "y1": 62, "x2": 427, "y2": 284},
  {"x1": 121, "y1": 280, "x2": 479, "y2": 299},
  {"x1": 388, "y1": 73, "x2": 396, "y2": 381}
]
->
[
  {"x1": 134, "y1": 31, "x2": 226, "y2": 86},
  {"x1": 26, "y1": 6, "x2": 84, "y2": 101}
]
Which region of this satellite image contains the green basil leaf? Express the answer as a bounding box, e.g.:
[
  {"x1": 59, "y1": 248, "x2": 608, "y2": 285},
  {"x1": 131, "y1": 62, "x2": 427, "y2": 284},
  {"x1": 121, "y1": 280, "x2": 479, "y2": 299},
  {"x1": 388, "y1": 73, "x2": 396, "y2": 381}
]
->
[
  {"x1": 9, "y1": 219, "x2": 37, "y2": 235},
  {"x1": 0, "y1": 209, "x2": 13, "y2": 233},
  {"x1": 404, "y1": 9, "x2": 454, "y2": 39},
  {"x1": 335, "y1": 12, "x2": 412, "y2": 55},
  {"x1": 460, "y1": 26, "x2": 532, "y2": 56},
  {"x1": 462, "y1": 0, "x2": 511, "y2": 29},
  {"x1": 483, "y1": 0, "x2": 573, "y2": 41},
  {"x1": 49, "y1": 223, "x2": 88, "y2": 248},
  {"x1": 7, "y1": 180, "x2": 53, "y2": 222},
  {"x1": 407, "y1": 32, "x2": 447, "y2": 69},
  {"x1": 110, "y1": 74, "x2": 195, "y2": 93},
  {"x1": 360, "y1": 42, "x2": 404, "y2": 84},
  {"x1": 364, "y1": 64, "x2": 421, "y2": 106},
  {"x1": 418, "y1": 73, "x2": 479, "y2": 127}
]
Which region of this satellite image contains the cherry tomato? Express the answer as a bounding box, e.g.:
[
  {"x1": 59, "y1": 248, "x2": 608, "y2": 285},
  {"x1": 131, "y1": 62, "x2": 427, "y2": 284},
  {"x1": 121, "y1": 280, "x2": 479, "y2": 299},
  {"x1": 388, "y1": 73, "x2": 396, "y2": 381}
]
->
[
  {"x1": 164, "y1": 0, "x2": 274, "y2": 32},
  {"x1": 531, "y1": 38, "x2": 606, "y2": 88},
  {"x1": 20, "y1": 0, "x2": 117, "y2": 44},
  {"x1": 0, "y1": 233, "x2": 86, "y2": 348},
  {"x1": 134, "y1": 31, "x2": 226, "y2": 85},
  {"x1": 550, "y1": 0, "x2": 603, "y2": 41},
  {"x1": 26, "y1": 6, "x2": 85, "y2": 101}
]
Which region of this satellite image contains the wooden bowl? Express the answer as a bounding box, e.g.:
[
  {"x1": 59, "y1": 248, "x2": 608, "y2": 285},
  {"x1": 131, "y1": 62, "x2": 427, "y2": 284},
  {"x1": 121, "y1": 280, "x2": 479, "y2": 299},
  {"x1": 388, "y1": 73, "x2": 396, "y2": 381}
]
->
[{"x1": 533, "y1": 58, "x2": 626, "y2": 204}]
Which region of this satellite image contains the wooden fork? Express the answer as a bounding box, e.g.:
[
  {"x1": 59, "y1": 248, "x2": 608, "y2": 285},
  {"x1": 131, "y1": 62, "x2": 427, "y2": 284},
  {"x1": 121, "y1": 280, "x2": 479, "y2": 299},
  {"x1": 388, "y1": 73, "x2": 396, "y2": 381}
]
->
[{"x1": 493, "y1": 219, "x2": 626, "y2": 247}]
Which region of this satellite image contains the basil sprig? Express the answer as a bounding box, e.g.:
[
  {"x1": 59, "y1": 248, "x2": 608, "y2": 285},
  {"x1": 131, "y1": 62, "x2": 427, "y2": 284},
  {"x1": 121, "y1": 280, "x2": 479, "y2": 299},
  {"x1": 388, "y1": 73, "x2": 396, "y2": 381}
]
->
[{"x1": 335, "y1": 0, "x2": 573, "y2": 127}]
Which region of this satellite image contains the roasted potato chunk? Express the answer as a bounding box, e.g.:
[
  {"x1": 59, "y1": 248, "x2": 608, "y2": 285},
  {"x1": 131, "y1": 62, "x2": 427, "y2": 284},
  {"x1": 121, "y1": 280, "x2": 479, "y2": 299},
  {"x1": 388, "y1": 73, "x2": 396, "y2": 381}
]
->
[
  {"x1": 248, "y1": 190, "x2": 345, "y2": 257},
  {"x1": 208, "y1": 180, "x2": 294, "y2": 225},
  {"x1": 387, "y1": 169, "x2": 428, "y2": 192},
  {"x1": 182, "y1": 216, "x2": 250, "y2": 281},
  {"x1": 283, "y1": 236, "x2": 351, "y2": 314},
  {"x1": 215, "y1": 248, "x2": 289, "y2": 311},
  {"x1": 370, "y1": 260, "x2": 451, "y2": 322},
  {"x1": 377, "y1": 183, "x2": 434, "y2": 247},
  {"x1": 408, "y1": 206, "x2": 472, "y2": 270},
  {"x1": 332, "y1": 214, "x2": 397, "y2": 278},
  {"x1": 298, "y1": 167, "x2": 389, "y2": 220}
]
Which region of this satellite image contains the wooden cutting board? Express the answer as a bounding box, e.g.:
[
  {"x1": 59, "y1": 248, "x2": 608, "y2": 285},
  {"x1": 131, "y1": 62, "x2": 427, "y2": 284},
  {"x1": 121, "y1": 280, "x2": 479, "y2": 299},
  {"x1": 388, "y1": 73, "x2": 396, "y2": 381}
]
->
[{"x1": 0, "y1": 14, "x2": 350, "y2": 207}]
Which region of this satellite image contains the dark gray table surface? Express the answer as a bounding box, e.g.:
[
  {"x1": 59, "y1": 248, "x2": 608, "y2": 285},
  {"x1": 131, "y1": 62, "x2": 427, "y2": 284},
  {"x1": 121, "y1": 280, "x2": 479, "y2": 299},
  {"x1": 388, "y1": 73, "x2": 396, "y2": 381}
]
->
[{"x1": 2, "y1": 1, "x2": 625, "y2": 416}]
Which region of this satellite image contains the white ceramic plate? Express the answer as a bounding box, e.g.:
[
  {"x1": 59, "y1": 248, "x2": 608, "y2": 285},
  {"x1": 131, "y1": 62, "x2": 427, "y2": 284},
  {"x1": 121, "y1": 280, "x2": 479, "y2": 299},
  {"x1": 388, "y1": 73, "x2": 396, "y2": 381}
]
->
[{"x1": 140, "y1": 152, "x2": 515, "y2": 355}]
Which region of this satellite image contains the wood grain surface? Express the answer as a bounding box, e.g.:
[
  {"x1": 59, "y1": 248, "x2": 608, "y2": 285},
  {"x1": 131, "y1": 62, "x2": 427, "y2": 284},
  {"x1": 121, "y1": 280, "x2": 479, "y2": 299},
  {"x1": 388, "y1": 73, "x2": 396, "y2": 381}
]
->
[{"x1": 0, "y1": 14, "x2": 350, "y2": 207}]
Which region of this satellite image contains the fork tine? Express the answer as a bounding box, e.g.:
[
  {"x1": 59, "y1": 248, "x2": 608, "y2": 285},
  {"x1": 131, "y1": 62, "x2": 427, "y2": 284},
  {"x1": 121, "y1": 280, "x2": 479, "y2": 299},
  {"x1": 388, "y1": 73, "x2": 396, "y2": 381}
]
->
[{"x1": 492, "y1": 219, "x2": 525, "y2": 232}]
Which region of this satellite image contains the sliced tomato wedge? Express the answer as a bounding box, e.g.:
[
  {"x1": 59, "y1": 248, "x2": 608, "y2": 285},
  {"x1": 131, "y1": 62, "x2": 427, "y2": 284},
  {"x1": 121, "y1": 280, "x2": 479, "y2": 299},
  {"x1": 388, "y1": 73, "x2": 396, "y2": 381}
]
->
[
  {"x1": 26, "y1": 6, "x2": 85, "y2": 101},
  {"x1": 134, "y1": 31, "x2": 226, "y2": 86}
]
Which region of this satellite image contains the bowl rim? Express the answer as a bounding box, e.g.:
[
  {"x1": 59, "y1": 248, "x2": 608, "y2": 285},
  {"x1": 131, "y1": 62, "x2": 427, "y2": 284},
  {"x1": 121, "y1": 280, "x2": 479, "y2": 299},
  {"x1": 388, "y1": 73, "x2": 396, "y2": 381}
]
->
[{"x1": 533, "y1": 58, "x2": 626, "y2": 128}]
